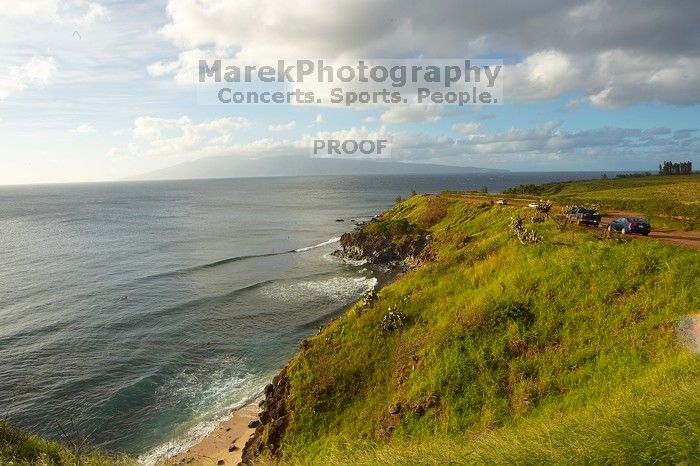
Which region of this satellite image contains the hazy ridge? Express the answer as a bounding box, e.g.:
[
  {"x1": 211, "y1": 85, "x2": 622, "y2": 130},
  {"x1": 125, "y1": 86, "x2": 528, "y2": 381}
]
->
[{"x1": 130, "y1": 155, "x2": 506, "y2": 181}]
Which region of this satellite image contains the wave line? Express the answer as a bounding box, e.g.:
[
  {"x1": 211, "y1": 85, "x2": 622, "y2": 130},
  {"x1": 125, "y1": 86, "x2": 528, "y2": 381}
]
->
[{"x1": 295, "y1": 236, "x2": 341, "y2": 253}]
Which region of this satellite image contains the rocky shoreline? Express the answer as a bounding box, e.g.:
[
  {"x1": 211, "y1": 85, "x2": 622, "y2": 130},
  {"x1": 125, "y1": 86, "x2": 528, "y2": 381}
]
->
[
  {"x1": 240, "y1": 367, "x2": 290, "y2": 465},
  {"x1": 331, "y1": 218, "x2": 432, "y2": 271}
]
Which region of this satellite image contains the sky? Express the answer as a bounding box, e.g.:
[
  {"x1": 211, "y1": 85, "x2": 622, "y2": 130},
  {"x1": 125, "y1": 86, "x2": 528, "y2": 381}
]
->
[{"x1": 0, "y1": 0, "x2": 699, "y2": 185}]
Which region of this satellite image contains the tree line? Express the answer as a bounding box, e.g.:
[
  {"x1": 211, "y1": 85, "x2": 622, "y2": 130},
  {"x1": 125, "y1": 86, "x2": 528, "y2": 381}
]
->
[{"x1": 658, "y1": 160, "x2": 693, "y2": 175}]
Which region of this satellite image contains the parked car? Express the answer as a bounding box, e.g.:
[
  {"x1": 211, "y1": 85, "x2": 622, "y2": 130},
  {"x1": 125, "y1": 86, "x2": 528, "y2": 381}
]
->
[
  {"x1": 496, "y1": 199, "x2": 508, "y2": 205},
  {"x1": 607, "y1": 217, "x2": 651, "y2": 236},
  {"x1": 566, "y1": 207, "x2": 601, "y2": 227}
]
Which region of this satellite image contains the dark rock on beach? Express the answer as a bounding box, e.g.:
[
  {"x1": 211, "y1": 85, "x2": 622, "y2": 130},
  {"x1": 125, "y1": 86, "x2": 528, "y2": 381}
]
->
[{"x1": 241, "y1": 366, "x2": 291, "y2": 465}]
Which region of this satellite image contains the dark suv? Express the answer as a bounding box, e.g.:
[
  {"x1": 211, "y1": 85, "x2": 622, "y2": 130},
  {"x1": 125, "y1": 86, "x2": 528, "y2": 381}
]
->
[
  {"x1": 607, "y1": 217, "x2": 651, "y2": 236},
  {"x1": 566, "y1": 207, "x2": 601, "y2": 226}
]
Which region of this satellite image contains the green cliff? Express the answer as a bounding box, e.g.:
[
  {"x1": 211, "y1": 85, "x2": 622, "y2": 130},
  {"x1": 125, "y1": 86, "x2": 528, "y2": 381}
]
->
[{"x1": 244, "y1": 177, "x2": 700, "y2": 465}]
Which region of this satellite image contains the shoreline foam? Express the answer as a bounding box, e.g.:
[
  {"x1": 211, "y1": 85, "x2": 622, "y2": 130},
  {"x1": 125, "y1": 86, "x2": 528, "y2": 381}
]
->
[
  {"x1": 140, "y1": 390, "x2": 264, "y2": 466},
  {"x1": 165, "y1": 400, "x2": 260, "y2": 466},
  {"x1": 146, "y1": 235, "x2": 375, "y2": 464}
]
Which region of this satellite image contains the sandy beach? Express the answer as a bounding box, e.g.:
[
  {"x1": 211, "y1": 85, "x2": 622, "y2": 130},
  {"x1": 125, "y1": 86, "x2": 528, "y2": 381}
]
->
[{"x1": 166, "y1": 401, "x2": 260, "y2": 465}]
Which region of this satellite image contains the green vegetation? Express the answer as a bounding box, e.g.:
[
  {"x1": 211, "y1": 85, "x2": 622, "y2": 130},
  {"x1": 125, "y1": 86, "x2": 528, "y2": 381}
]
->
[
  {"x1": 3, "y1": 176, "x2": 698, "y2": 465},
  {"x1": 0, "y1": 421, "x2": 133, "y2": 465},
  {"x1": 504, "y1": 174, "x2": 700, "y2": 229},
  {"x1": 325, "y1": 362, "x2": 700, "y2": 465},
  {"x1": 365, "y1": 218, "x2": 423, "y2": 241},
  {"x1": 261, "y1": 178, "x2": 700, "y2": 464}
]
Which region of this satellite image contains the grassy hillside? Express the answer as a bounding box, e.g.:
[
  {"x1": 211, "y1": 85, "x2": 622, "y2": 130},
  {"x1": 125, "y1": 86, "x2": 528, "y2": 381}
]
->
[
  {"x1": 254, "y1": 181, "x2": 700, "y2": 464},
  {"x1": 3, "y1": 176, "x2": 698, "y2": 465},
  {"x1": 503, "y1": 174, "x2": 700, "y2": 229},
  {"x1": 0, "y1": 421, "x2": 133, "y2": 465}
]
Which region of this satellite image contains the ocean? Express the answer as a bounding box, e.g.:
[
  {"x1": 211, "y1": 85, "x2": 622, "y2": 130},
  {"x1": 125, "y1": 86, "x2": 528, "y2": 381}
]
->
[{"x1": 0, "y1": 173, "x2": 610, "y2": 460}]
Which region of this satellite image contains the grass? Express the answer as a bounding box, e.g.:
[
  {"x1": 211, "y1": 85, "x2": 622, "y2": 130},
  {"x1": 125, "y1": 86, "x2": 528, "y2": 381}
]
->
[
  {"x1": 3, "y1": 175, "x2": 698, "y2": 465},
  {"x1": 0, "y1": 421, "x2": 133, "y2": 465},
  {"x1": 503, "y1": 174, "x2": 700, "y2": 229},
  {"x1": 254, "y1": 177, "x2": 700, "y2": 464},
  {"x1": 325, "y1": 357, "x2": 700, "y2": 465}
]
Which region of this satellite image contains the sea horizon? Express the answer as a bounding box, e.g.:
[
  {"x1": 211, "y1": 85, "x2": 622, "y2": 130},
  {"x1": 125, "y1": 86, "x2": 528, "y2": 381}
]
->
[{"x1": 0, "y1": 170, "x2": 634, "y2": 189}]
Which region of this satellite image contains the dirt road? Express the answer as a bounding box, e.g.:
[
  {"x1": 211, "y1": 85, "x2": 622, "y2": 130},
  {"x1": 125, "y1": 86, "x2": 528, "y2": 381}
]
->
[
  {"x1": 603, "y1": 210, "x2": 700, "y2": 250},
  {"x1": 447, "y1": 194, "x2": 700, "y2": 251}
]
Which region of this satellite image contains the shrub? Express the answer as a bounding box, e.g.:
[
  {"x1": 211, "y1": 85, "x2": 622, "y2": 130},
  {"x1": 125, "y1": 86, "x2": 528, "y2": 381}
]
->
[
  {"x1": 380, "y1": 308, "x2": 407, "y2": 334},
  {"x1": 510, "y1": 216, "x2": 541, "y2": 244}
]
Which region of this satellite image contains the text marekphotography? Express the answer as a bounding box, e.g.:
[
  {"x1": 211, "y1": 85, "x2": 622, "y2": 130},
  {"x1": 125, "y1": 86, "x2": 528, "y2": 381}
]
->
[{"x1": 196, "y1": 59, "x2": 503, "y2": 107}]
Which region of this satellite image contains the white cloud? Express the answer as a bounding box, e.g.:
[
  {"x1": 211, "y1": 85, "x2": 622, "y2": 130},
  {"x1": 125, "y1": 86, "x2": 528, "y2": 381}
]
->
[
  {"x1": 158, "y1": 0, "x2": 395, "y2": 58},
  {"x1": 509, "y1": 48, "x2": 700, "y2": 108},
  {"x1": 0, "y1": 1, "x2": 108, "y2": 25},
  {"x1": 0, "y1": 77, "x2": 23, "y2": 101},
  {"x1": 452, "y1": 122, "x2": 483, "y2": 136},
  {"x1": 587, "y1": 50, "x2": 700, "y2": 108},
  {"x1": 308, "y1": 125, "x2": 388, "y2": 143},
  {"x1": 508, "y1": 50, "x2": 583, "y2": 102},
  {"x1": 378, "y1": 121, "x2": 700, "y2": 171},
  {"x1": 268, "y1": 121, "x2": 297, "y2": 131},
  {"x1": 0, "y1": 0, "x2": 60, "y2": 20},
  {"x1": 152, "y1": 0, "x2": 700, "y2": 108},
  {"x1": 73, "y1": 123, "x2": 96, "y2": 134},
  {"x1": 82, "y1": 2, "x2": 108, "y2": 24},
  {"x1": 147, "y1": 48, "x2": 226, "y2": 85},
  {"x1": 112, "y1": 115, "x2": 251, "y2": 158},
  {"x1": 198, "y1": 116, "x2": 251, "y2": 132},
  {"x1": 396, "y1": 120, "x2": 699, "y2": 163},
  {"x1": 23, "y1": 56, "x2": 56, "y2": 85},
  {"x1": 110, "y1": 115, "x2": 394, "y2": 161},
  {"x1": 0, "y1": 56, "x2": 56, "y2": 101},
  {"x1": 304, "y1": 113, "x2": 325, "y2": 130},
  {"x1": 381, "y1": 105, "x2": 444, "y2": 123},
  {"x1": 108, "y1": 112, "x2": 699, "y2": 172},
  {"x1": 132, "y1": 115, "x2": 249, "y2": 139},
  {"x1": 234, "y1": 126, "x2": 391, "y2": 160}
]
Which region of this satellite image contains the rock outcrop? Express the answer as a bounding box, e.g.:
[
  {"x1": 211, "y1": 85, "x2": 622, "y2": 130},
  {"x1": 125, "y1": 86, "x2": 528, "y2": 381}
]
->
[
  {"x1": 332, "y1": 224, "x2": 430, "y2": 270},
  {"x1": 240, "y1": 367, "x2": 290, "y2": 465}
]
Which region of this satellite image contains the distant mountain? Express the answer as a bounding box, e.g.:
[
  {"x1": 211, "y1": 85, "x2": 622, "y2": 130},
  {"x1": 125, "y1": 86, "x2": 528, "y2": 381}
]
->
[{"x1": 130, "y1": 155, "x2": 506, "y2": 181}]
